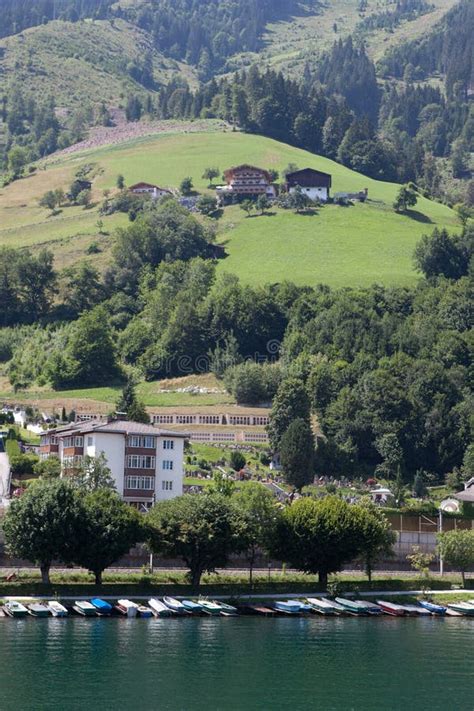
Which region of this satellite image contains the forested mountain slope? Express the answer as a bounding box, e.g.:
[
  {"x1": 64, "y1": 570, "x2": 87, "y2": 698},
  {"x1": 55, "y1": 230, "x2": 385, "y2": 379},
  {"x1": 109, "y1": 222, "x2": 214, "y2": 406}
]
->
[
  {"x1": 379, "y1": 0, "x2": 473, "y2": 96},
  {"x1": 0, "y1": 0, "x2": 472, "y2": 205}
]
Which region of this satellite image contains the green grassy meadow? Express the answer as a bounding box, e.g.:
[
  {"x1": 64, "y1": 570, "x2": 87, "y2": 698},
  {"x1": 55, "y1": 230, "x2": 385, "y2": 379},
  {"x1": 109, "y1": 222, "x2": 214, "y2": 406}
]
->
[
  {"x1": 0, "y1": 127, "x2": 458, "y2": 287},
  {"x1": 0, "y1": 374, "x2": 234, "y2": 409}
]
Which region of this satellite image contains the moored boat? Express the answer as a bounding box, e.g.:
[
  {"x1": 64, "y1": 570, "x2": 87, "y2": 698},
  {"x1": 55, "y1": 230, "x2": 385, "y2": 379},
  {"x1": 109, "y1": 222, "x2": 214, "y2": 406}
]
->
[
  {"x1": 181, "y1": 599, "x2": 204, "y2": 614},
  {"x1": 240, "y1": 604, "x2": 275, "y2": 616},
  {"x1": 163, "y1": 596, "x2": 188, "y2": 615},
  {"x1": 116, "y1": 599, "x2": 139, "y2": 618},
  {"x1": 294, "y1": 601, "x2": 313, "y2": 614},
  {"x1": 402, "y1": 604, "x2": 431, "y2": 616},
  {"x1": 218, "y1": 602, "x2": 238, "y2": 617},
  {"x1": 137, "y1": 605, "x2": 153, "y2": 618},
  {"x1": 28, "y1": 603, "x2": 51, "y2": 618},
  {"x1": 335, "y1": 598, "x2": 371, "y2": 615},
  {"x1": 4, "y1": 600, "x2": 29, "y2": 618},
  {"x1": 354, "y1": 600, "x2": 383, "y2": 615},
  {"x1": 376, "y1": 600, "x2": 407, "y2": 616},
  {"x1": 90, "y1": 598, "x2": 113, "y2": 615},
  {"x1": 73, "y1": 601, "x2": 97, "y2": 617},
  {"x1": 148, "y1": 598, "x2": 173, "y2": 617},
  {"x1": 447, "y1": 602, "x2": 474, "y2": 616},
  {"x1": 306, "y1": 598, "x2": 337, "y2": 615},
  {"x1": 47, "y1": 601, "x2": 68, "y2": 617},
  {"x1": 199, "y1": 600, "x2": 224, "y2": 616},
  {"x1": 418, "y1": 601, "x2": 447, "y2": 615},
  {"x1": 273, "y1": 601, "x2": 301, "y2": 615}
]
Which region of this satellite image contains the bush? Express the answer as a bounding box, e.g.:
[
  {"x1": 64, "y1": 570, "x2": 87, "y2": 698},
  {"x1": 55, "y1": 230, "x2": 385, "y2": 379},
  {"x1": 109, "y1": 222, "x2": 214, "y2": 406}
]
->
[
  {"x1": 9, "y1": 453, "x2": 39, "y2": 476},
  {"x1": 230, "y1": 450, "x2": 246, "y2": 471},
  {"x1": 224, "y1": 361, "x2": 282, "y2": 404},
  {"x1": 180, "y1": 177, "x2": 194, "y2": 195}
]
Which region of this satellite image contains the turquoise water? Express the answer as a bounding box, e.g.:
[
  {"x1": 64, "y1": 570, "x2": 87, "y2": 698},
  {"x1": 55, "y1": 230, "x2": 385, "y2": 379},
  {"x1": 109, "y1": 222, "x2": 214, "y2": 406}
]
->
[{"x1": 1, "y1": 616, "x2": 473, "y2": 710}]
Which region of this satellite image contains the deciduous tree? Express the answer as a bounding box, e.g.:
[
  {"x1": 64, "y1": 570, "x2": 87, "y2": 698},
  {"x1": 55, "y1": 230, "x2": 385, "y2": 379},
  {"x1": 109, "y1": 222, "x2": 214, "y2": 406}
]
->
[
  {"x1": 438, "y1": 530, "x2": 474, "y2": 587},
  {"x1": 273, "y1": 496, "x2": 367, "y2": 588},
  {"x1": 235, "y1": 482, "x2": 280, "y2": 585},
  {"x1": 74, "y1": 489, "x2": 143, "y2": 585},
  {"x1": 146, "y1": 493, "x2": 247, "y2": 589},
  {"x1": 2, "y1": 479, "x2": 82, "y2": 584}
]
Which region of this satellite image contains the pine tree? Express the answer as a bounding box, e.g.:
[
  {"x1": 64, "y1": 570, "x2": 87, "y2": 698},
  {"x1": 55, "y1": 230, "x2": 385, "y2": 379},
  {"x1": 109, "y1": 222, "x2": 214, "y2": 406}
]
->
[{"x1": 116, "y1": 377, "x2": 150, "y2": 423}]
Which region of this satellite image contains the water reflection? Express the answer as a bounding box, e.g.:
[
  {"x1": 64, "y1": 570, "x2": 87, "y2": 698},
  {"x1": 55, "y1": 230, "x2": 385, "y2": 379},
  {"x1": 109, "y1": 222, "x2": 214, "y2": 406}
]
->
[{"x1": 0, "y1": 617, "x2": 473, "y2": 711}]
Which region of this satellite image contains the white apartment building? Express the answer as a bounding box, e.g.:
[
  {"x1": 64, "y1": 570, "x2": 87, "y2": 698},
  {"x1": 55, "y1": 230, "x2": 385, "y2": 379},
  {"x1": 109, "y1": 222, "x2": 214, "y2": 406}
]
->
[{"x1": 40, "y1": 419, "x2": 186, "y2": 509}]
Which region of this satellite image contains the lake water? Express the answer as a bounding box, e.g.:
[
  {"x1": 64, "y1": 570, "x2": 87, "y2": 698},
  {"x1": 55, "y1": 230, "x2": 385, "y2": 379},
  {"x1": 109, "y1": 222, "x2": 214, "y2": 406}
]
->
[{"x1": 1, "y1": 615, "x2": 473, "y2": 710}]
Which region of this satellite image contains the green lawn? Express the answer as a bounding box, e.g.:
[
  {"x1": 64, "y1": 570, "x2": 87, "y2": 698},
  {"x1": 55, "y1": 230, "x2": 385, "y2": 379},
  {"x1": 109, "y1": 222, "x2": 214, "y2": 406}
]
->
[
  {"x1": 0, "y1": 127, "x2": 459, "y2": 287},
  {"x1": 0, "y1": 374, "x2": 234, "y2": 409}
]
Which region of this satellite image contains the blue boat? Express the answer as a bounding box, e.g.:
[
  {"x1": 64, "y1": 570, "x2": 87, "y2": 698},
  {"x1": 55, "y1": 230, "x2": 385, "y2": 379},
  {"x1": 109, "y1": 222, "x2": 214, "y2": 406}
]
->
[
  {"x1": 181, "y1": 600, "x2": 203, "y2": 614},
  {"x1": 419, "y1": 601, "x2": 447, "y2": 615},
  {"x1": 90, "y1": 598, "x2": 113, "y2": 615},
  {"x1": 292, "y1": 601, "x2": 313, "y2": 614},
  {"x1": 273, "y1": 601, "x2": 301, "y2": 615}
]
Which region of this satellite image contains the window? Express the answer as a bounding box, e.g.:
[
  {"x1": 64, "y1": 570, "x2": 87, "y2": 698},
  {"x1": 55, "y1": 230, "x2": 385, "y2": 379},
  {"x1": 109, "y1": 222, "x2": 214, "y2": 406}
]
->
[
  {"x1": 125, "y1": 476, "x2": 154, "y2": 490},
  {"x1": 162, "y1": 460, "x2": 174, "y2": 471},
  {"x1": 162, "y1": 480, "x2": 173, "y2": 491},
  {"x1": 87, "y1": 437, "x2": 93, "y2": 447},
  {"x1": 163, "y1": 440, "x2": 174, "y2": 450},
  {"x1": 126, "y1": 455, "x2": 156, "y2": 469},
  {"x1": 127, "y1": 435, "x2": 156, "y2": 449},
  {"x1": 63, "y1": 435, "x2": 84, "y2": 448}
]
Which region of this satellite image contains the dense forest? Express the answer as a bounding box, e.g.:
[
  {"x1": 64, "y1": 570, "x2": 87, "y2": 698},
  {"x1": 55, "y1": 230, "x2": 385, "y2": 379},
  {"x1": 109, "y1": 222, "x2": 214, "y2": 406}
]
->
[
  {"x1": 0, "y1": 195, "x2": 472, "y2": 482},
  {"x1": 0, "y1": 0, "x2": 113, "y2": 37},
  {"x1": 378, "y1": 0, "x2": 473, "y2": 98},
  {"x1": 128, "y1": 0, "x2": 305, "y2": 73}
]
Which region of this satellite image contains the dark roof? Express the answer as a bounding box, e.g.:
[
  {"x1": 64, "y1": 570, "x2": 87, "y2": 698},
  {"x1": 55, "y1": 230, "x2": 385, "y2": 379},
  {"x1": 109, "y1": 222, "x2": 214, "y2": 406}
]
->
[
  {"x1": 285, "y1": 168, "x2": 332, "y2": 188},
  {"x1": 43, "y1": 419, "x2": 187, "y2": 439},
  {"x1": 453, "y1": 487, "x2": 474, "y2": 503}
]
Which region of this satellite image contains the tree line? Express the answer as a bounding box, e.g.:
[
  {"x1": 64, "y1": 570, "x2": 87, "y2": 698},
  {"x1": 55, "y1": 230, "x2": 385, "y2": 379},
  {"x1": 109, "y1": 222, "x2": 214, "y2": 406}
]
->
[
  {"x1": 5, "y1": 467, "x2": 474, "y2": 588},
  {"x1": 378, "y1": 0, "x2": 473, "y2": 100},
  {"x1": 0, "y1": 0, "x2": 113, "y2": 38},
  {"x1": 2, "y1": 474, "x2": 395, "y2": 589}
]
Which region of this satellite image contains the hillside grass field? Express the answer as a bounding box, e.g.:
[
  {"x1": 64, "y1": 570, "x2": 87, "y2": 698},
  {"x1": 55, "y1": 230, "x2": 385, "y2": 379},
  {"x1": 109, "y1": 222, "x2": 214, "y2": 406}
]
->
[
  {"x1": 0, "y1": 124, "x2": 459, "y2": 286},
  {"x1": 0, "y1": 374, "x2": 235, "y2": 411}
]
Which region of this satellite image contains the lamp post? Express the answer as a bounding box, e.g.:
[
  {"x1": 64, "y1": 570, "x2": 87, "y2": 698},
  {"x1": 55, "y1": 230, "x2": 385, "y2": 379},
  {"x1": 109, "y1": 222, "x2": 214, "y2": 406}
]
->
[{"x1": 438, "y1": 506, "x2": 444, "y2": 576}]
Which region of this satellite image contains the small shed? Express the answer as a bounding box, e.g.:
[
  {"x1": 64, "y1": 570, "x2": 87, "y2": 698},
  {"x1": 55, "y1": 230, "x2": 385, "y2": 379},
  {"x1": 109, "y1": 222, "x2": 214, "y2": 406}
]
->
[
  {"x1": 285, "y1": 168, "x2": 332, "y2": 202},
  {"x1": 371, "y1": 486, "x2": 394, "y2": 505}
]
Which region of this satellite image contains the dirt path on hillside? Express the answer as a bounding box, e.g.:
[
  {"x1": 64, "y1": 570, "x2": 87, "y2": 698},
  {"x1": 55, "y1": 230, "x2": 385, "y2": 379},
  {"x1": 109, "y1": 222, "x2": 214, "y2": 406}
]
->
[{"x1": 50, "y1": 119, "x2": 231, "y2": 160}]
